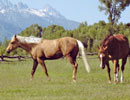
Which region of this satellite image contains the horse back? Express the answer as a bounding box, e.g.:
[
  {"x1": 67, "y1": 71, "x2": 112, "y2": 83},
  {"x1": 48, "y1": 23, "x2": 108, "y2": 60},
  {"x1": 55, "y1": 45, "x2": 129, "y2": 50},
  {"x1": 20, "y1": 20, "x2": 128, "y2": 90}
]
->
[{"x1": 59, "y1": 37, "x2": 79, "y2": 56}]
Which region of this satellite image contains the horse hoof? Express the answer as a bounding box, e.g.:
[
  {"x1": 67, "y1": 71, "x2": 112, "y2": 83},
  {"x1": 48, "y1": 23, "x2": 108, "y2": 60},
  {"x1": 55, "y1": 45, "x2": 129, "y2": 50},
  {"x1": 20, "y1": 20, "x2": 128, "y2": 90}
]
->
[
  {"x1": 108, "y1": 81, "x2": 112, "y2": 84},
  {"x1": 30, "y1": 78, "x2": 33, "y2": 81},
  {"x1": 47, "y1": 77, "x2": 51, "y2": 81},
  {"x1": 73, "y1": 80, "x2": 76, "y2": 83},
  {"x1": 114, "y1": 81, "x2": 118, "y2": 84}
]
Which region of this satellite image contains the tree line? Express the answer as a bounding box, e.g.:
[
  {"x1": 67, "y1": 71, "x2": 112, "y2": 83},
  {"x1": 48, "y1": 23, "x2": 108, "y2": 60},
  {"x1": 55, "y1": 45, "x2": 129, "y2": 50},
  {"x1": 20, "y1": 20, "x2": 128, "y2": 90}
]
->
[{"x1": 0, "y1": 22, "x2": 130, "y2": 56}]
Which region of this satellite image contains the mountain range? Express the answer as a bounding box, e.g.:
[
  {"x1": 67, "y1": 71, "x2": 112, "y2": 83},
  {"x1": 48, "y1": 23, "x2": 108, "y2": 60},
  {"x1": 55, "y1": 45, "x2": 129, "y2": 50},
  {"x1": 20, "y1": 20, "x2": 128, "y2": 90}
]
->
[{"x1": 0, "y1": 0, "x2": 80, "y2": 41}]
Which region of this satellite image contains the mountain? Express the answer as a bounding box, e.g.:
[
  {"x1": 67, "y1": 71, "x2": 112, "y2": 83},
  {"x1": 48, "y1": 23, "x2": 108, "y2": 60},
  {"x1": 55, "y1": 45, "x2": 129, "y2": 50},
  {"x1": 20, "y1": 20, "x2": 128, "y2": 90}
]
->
[{"x1": 0, "y1": 0, "x2": 80, "y2": 41}]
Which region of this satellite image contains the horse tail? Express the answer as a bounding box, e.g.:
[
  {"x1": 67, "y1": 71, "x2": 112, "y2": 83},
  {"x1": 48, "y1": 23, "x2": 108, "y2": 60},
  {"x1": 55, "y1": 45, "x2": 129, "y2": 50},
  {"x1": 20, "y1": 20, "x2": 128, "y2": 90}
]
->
[{"x1": 77, "y1": 40, "x2": 90, "y2": 73}]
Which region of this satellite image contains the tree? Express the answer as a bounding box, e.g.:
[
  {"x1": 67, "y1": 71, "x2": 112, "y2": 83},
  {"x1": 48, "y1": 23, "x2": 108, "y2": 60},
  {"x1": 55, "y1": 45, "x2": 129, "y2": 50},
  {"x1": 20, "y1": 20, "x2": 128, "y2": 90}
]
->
[
  {"x1": 42, "y1": 25, "x2": 65, "y2": 39},
  {"x1": 3, "y1": 37, "x2": 9, "y2": 47},
  {"x1": 19, "y1": 24, "x2": 42, "y2": 37},
  {"x1": 99, "y1": 0, "x2": 130, "y2": 25},
  {"x1": 78, "y1": 21, "x2": 88, "y2": 28},
  {"x1": 0, "y1": 41, "x2": 2, "y2": 46}
]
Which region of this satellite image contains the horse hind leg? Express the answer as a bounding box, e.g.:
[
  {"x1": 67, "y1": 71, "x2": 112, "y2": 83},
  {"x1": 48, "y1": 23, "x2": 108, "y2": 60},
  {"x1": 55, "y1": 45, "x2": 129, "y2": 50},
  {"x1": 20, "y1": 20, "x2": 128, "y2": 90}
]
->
[
  {"x1": 37, "y1": 57, "x2": 50, "y2": 81},
  {"x1": 113, "y1": 60, "x2": 119, "y2": 83},
  {"x1": 66, "y1": 55, "x2": 78, "y2": 83},
  {"x1": 72, "y1": 62, "x2": 78, "y2": 83},
  {"x1": 120, "y1": 57, "x2": 127, "y2": 83}
]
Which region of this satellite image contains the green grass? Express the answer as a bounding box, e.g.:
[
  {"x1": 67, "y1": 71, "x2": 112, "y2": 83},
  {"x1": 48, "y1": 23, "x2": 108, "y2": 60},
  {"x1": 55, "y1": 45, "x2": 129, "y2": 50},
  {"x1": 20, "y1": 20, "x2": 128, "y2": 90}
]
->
[{"x1": 0, "y1": 56, "x2": 130, "y2": 100}]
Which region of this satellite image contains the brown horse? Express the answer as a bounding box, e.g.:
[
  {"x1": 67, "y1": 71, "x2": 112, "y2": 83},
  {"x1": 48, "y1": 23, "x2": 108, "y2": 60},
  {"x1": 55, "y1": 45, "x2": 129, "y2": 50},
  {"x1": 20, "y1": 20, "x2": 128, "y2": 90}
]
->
[
  {"x1": 6, "y1": 35, "x2": 90, "y2": 82},
  {"x1": 98, "y1": 34, "x2": 130, "y2": 83}
]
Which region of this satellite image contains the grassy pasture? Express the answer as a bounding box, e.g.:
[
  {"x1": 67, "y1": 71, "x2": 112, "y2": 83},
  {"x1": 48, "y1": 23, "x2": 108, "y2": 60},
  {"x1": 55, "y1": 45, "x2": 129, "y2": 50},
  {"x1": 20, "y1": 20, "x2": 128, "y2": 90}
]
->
[{"x1": 0, "y1": 56, "x2": 130, "y2": 100}]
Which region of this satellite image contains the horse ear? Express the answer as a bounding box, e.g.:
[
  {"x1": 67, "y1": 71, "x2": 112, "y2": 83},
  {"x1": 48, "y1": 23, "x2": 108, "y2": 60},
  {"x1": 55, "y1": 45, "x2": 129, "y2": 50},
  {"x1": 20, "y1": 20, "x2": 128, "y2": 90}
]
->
[
  {"x1": 103, "y1": 46, "x2": 108, "y2": 50},
  {"x1": 14, "y1": 34, "x2": 17, "y2": 38}
]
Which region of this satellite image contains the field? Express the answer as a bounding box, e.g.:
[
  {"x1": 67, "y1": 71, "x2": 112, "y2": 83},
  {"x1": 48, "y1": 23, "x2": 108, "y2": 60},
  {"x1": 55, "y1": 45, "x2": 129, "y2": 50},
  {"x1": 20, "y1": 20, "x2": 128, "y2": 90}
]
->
[{"x1": 0, "y1": 56, "x2": 130, "y2": 100}]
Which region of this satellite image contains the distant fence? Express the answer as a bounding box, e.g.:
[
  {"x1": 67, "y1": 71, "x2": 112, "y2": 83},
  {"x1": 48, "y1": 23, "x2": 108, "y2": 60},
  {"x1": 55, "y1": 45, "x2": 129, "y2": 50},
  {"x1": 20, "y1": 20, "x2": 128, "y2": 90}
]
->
[
  {"x1": 0, "y1": 53, "x2": 98, "y2": 62},
  {"x1": 0, "y1": 55, "x2": 31, "y2": 61},
  {"x1": 87, "y1": 53, "x2": 97, "y2": 56}
]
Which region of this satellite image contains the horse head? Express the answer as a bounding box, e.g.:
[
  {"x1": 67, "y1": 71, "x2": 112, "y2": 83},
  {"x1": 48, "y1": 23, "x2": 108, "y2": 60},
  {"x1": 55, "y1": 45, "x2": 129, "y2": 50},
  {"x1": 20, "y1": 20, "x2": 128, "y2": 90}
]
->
[
  {"x1": 98, "y1": 46, "x2": 112, "y2": 69},
  {"x1": 6, "y1": 35, "x2": 19, "y2": 54}
]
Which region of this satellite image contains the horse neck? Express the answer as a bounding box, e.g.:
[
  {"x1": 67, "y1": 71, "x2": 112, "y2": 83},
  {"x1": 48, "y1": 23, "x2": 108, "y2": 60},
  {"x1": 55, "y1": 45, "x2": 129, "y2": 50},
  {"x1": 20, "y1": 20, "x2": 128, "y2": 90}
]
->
[{"x1": 19, "y1": 42, "x2": 37, "y2": 53}]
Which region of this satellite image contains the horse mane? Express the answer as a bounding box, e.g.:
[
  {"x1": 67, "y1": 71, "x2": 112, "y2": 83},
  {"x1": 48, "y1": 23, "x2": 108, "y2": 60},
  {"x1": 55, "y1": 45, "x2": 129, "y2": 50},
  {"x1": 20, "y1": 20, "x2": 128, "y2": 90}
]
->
[
  {"x1": 16, "y1": 35, "x2": 42, "y2": 43},
  {"x1": 101, "y1": 33, "x2": 113, "y2": 46}
]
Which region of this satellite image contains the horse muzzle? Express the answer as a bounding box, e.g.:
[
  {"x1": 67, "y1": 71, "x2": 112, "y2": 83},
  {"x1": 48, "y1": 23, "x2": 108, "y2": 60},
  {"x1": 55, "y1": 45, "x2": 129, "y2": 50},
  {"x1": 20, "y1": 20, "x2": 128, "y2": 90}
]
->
[
  {"x1": 6, "y1": 49, "x2": 11, "y2": 54},
  {"x1": 6, "y1": 50, "x2": 10, "y2": 54}
]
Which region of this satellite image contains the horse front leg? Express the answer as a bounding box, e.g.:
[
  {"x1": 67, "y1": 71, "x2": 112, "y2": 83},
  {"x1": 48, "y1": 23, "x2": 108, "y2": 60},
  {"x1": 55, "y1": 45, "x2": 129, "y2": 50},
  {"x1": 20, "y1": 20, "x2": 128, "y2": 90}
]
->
[
  {"x1": 72, "y1": 62, "x2": 78, "y2": 83},
  {"x1": 31, "y1": 59, "x2": 38, "y2": 80},
  {"x1": 121, "y1": 57, "x2": 127, "y2": 83},
  {"x1": 116, "y1": 62, "x2": 120, "y2": 82},
  {"x1": 106, "y1": 61, "x2": 111, "y2": 83},
  {"x1": 37, "y1": 58, "x2": 50, "y2": 81}
]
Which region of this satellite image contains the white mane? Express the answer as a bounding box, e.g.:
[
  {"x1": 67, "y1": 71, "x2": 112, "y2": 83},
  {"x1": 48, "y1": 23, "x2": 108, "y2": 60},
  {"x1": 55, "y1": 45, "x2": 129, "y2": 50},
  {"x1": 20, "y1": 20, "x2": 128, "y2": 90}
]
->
[{"x1": 15, "y1": 35, "x2": 42, "y2": 43}]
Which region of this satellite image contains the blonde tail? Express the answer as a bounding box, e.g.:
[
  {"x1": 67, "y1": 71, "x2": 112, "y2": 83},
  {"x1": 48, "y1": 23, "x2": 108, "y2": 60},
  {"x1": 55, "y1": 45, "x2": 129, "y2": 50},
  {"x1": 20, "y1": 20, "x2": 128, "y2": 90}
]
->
[{"x1": 77, "y1": 40, "x2": 90, "y2": 73}]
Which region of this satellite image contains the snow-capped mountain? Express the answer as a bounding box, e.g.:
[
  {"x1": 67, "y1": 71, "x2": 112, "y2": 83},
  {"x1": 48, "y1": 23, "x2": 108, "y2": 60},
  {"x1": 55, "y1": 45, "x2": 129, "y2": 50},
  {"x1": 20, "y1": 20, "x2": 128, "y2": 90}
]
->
[{"x1": 0, "y1": 0, "x2": 79, "y2": 41}]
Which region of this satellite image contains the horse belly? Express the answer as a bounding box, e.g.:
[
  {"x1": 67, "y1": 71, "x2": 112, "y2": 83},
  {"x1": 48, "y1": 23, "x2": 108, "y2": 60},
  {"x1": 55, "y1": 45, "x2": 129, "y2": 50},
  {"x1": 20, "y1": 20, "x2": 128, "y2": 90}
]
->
[{"x1": 45, "y1": 51, "x2": 63, "y2": 60}]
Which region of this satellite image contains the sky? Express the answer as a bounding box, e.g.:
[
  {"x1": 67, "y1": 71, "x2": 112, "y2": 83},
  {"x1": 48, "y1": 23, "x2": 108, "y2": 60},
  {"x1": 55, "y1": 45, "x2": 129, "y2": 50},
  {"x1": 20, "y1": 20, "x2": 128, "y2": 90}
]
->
[{"x1": 10, "y1": 0, "x2": 130, "y2": 25}]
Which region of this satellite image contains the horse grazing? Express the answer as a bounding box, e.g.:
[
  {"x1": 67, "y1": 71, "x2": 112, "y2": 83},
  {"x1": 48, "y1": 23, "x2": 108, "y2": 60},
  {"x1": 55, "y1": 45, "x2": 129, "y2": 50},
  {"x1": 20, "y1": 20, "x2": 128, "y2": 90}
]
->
[
  {"x1": 98, "y1": 34, "x2": 130, "y2": 83},
  {"x1": 6, "y1": 35, "x2": 90, "y2": 82}
]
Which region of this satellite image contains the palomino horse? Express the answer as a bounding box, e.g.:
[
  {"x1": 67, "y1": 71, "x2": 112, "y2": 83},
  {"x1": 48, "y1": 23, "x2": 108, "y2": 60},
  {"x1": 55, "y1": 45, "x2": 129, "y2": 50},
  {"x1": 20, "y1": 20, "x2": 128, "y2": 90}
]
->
[
  {"x1": 6, "y1": 35, "x2": 90, "y2": 82},
  {"x1": 98, "y1": 34, "x2": 130, "y2": 83}
]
